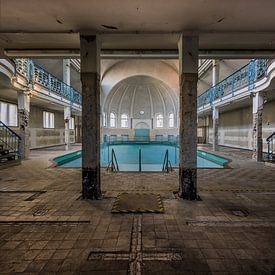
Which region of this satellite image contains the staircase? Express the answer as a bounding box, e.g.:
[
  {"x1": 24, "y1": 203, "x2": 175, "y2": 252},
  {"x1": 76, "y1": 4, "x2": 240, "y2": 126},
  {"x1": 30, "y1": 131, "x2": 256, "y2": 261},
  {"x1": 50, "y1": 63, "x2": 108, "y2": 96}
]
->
[
  {"x1": 266, "y1": 132, "x2": 275, "y2": 162},
  {"x1": 0, "y1": 121, "x2": 21, "y2": 169}
]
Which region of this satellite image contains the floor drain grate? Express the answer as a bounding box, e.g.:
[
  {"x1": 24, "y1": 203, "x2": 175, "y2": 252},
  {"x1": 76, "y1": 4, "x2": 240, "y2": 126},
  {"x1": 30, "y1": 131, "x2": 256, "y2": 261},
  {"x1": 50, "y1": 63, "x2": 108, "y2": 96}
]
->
[
  {"x1": 231, "y1": 209, "x2": 249, "y2": 217},
  {"x1": 33, "y1": 208, "x2": 49, "y2": 216},
  {"x1": 25, "y1": 191, "x2": 46, "y2": 201}
]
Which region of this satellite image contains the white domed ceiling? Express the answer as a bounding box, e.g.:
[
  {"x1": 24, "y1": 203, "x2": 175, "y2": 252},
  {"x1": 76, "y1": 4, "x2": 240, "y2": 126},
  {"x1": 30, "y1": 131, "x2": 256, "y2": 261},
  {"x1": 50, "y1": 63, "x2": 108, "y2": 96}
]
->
[{"x1": 103, "y1": 75, "x2": 178, "y2": 120}]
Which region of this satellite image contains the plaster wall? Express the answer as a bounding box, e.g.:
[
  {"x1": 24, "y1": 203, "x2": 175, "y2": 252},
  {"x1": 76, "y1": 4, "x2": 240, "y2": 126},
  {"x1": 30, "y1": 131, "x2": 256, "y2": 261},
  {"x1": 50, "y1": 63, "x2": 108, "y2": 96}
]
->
[
  {"x1": 102, "y1": 127, "x2": 178, "y2": 140},
  {"x1": 208, "y1": 100, "x2": 275, "y2": 151},
  {"x1": 29, "y1": 105, "x2": 75, "y2": 149}
]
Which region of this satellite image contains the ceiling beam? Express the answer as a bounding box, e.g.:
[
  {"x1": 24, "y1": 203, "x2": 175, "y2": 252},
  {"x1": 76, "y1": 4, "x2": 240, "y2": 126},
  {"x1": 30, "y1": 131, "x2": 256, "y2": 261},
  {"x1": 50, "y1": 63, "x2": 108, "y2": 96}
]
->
[{"x1": 4, "y1": 49, "x2": 275, "y2": 59}]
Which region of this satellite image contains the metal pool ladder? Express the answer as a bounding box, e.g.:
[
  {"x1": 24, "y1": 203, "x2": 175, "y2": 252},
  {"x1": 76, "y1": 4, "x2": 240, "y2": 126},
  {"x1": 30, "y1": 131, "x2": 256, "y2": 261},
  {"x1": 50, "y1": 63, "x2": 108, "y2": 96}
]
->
[
  {"x1": 162, "y1": 149, "x2": 173, "y2": 173},
  {"x1": 107, "y1": 149, "x2": 119, "y2": 172}
]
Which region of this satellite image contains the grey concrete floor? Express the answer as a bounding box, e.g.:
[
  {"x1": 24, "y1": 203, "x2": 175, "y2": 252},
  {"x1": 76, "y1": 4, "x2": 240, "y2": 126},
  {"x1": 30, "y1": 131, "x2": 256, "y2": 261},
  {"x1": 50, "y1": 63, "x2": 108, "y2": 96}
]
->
[{"x1": 0, "y1": 144, "x2": 274, "y2": 274}]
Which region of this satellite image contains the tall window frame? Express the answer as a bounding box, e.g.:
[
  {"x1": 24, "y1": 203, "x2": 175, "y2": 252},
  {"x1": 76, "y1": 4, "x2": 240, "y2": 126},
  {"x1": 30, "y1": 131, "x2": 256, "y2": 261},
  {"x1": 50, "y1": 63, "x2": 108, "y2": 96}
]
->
[
  {"x1": 110, "y1": 112, "x2": 117, "y2": 128},
  {"x1": 102, "y1": 112, "x2": 107, "y2": 127},
  {"x1": 121, "y1": 113, "x2": 129, "y2": 128},
  {"x1": 168, "y1": 113, "x2": 174, "y2": 128},
  {"x1": 156, "y1": 114, "x2": 164, "y2": 128},
  {"x1": 43, "y1": 111, "x2": 55, "y2": 129},
  {"x1": 69, "y1": 117, "x2": 75, "y2": 130},
  {"x1": 0, "y1": 101, "x2": 18, "y2": 127}
]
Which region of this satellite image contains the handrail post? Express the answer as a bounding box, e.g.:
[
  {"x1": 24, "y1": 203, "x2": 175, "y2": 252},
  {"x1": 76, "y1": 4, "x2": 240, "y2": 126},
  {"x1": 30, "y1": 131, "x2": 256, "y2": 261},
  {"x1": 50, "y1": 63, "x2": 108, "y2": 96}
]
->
[
  {"x1": 267, "y1": 141, "x2": 270, "y2": 160},
  {"x1": 139, "y1": 149, "x2": 141, "y2": 172}
]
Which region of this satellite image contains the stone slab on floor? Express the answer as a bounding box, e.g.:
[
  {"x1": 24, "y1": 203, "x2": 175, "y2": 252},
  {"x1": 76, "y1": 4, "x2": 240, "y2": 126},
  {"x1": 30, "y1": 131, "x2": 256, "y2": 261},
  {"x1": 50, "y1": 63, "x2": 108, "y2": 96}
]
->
[{"x1": 112, "y1": 192, "x2": 164, "y2": 213}]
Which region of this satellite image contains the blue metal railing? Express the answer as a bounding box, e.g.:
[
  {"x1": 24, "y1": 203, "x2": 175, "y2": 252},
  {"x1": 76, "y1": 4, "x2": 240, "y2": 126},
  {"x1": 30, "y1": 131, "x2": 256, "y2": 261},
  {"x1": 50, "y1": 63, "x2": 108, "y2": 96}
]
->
[
  {"x1": 197, "y1": 59, "x2": 269, "y2": 109},
  {"x1": 14, "y1": 59, "x2": 82, "y2": 105},
  {"x1": 0, "y1": 120, "x2": 21, "y2": 161}
]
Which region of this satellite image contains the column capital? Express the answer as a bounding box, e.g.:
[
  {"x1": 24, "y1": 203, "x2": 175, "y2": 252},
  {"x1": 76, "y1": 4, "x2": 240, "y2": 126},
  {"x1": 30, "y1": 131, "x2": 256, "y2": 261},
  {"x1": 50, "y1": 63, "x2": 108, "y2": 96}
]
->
[
  {"x1": 178, "y1": 34, "x2": 199, "y2": 74},
  {"x1": 80, "y1": 34, "x2": 101, "y2": 74}
]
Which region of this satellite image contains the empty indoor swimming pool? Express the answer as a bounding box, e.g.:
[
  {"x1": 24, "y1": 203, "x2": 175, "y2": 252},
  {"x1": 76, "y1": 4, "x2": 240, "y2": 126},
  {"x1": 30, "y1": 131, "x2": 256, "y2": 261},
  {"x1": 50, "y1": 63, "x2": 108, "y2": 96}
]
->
[{"x1": 53, "y1": 141, "x2": 229, "y2": 171}]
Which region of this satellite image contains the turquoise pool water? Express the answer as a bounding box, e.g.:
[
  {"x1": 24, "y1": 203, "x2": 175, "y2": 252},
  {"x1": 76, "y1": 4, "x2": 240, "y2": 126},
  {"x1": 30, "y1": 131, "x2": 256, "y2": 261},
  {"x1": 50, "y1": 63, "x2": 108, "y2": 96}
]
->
[{"x1": 55, "y1": 142, "x2": 229, "y2": 171}]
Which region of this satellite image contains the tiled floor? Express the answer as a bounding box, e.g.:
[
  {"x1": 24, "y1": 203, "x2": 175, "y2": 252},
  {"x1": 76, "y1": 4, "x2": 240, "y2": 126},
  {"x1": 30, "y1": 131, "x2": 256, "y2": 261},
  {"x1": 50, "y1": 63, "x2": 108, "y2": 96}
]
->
[{"x1": 0, "y1": 145, "x2": 274, "y2": 274}]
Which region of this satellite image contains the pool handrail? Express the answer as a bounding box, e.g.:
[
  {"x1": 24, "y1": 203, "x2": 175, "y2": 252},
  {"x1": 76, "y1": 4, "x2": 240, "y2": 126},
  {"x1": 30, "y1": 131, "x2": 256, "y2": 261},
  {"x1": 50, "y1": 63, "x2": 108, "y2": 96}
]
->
[{"x1": 107, "y1": 148, "x2": 119, "y2": 172}]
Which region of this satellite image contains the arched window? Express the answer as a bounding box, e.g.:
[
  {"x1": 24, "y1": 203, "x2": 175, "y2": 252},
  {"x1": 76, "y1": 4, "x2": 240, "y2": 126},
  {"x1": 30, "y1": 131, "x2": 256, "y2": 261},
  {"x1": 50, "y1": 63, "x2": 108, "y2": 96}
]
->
[
  {"x1": 156, "y1": 114, "x2": 164, "y2": 128},
  {"x1": 110, "y1": 112, "x2": 117, "y2": 128},
  {"x1": 121, "y1": 113, "x2": 128, "y2": 128},
  {"x1": 102, "y1": 112, "x2": 107, "y2": 127},
  {"x1": 168, "y1": 113, "x2": 174, "y2": 128}
]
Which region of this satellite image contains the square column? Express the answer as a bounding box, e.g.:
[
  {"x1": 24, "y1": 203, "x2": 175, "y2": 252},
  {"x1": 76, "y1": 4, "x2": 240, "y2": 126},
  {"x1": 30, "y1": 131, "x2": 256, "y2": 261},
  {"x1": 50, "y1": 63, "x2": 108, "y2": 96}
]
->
[
  {"x1": 18, "y1": 91, "x2": 30, "y2": 159},
  {"x1": 212, "y1": 60, "x2": 219, "y2": 86},
  {"x1": 252, "y1": 92, "x2": 264, "y2": 161},
  {"x1": 63, "y1": 60, "x2": 71, "y2": 151},
  {"x1": 64, "y1": 106, "x2": 71, "y2": 151},
  {"x1": 80, "y1": 34, "x2": 101, "y2": 199},
  {"x1": 178, "y1": 34, "x2": 199, "y2": 200},
  {"x1": 212, "y1": 106, "x2": 219, "y2": 151}
]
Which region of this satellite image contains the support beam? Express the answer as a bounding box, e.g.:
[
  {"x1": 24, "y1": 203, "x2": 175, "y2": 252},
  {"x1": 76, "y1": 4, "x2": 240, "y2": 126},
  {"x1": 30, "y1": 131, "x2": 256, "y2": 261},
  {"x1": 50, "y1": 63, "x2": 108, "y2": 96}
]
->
[
  {"x1": 63, "y1": 59, "x2": 71, "y2": 151},
  {"x1": 212, "y1": 60, "x2": 219, "y2": 86},
  {"x1": 178, "y1": 34, "x2": 199, "y2": 200},
  {"x1": 212, "y1": 106, "x2": 219, "y2": 151},
  {"x1": 252, "y1": 92, "x2": 264, "y2": 161},
  {"x1": 80, "y1": 34, "x2": 101, "y2": 200},
  {"x1": 18, "y1": 91, "x2": 30, "y2": 159}
]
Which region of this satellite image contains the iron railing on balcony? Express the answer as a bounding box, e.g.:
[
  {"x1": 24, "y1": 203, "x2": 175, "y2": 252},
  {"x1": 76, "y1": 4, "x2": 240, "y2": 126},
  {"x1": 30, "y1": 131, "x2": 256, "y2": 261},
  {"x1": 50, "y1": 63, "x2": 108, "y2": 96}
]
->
[
  {"x1": 197, "y1": 59, "x2": 269, "y2": 109},
  {"x1": 14, "y1": 59, "x2": 82, "y2": 105}
]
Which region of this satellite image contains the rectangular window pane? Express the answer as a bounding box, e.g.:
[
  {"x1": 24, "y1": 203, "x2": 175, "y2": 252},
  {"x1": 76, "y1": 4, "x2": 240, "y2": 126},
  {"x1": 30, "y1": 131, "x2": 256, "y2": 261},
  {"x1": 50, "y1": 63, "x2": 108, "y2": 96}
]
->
[
  {"x1": 0, "y1": 101, "x2": 18, "y2": 127},
  {"x1": 0, "y1": 102, "x2": 8, "y2": 125},
  {"x1": 9, "y1": 104, "x2": 18, "y2": 127},
  {"x1": 43, "y1": 111, "x2": 55, "y2": 128},
  {"x1": 69, "y1": 117, "x2": 75, "y2": 129}
]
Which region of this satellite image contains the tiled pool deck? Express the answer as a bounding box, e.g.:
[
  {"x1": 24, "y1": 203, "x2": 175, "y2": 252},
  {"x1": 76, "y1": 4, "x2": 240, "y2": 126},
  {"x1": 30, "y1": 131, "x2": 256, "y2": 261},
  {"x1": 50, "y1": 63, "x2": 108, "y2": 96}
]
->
[{"x1": 0, "y1": 144, "x2": 274, "y2": 274}]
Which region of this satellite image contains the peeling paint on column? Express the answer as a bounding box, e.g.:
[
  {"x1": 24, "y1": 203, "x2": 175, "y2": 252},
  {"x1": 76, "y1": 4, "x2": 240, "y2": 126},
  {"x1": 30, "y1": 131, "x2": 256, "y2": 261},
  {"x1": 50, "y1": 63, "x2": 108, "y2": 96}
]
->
[
  {"x1": 252, "y1": 92, "x2": 263, "y2": 162},
  {"x1": 212, "y1": 107, "x2": 219, "y2": 151},
  {"x1": 179, "y1": 73, "x2": 198, "y2": 200},
  {"x1": 18, "y1": 108, "x2": 30, "y2": 159},
  {"x1": 179, "y1": 167, "x2": 197, "y2": 200},
  {"x1": 81, "y1": 72, "x2": 101, "y2": 199},
  {"x1": 252, "y1": 110, "x2": 263, "y2": 161},
  {"x1": 80, "y1": 34, "x2": 101, "y2": 200}
]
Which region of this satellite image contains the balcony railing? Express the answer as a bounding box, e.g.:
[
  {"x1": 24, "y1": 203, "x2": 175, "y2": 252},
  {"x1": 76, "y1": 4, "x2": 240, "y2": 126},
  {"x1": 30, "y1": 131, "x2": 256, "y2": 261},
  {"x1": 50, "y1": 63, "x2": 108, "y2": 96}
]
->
[
  {"x1": 14, "y1": 59, "x2": 82, "y2": 105},
  {"x1": 197, "y1": 59, "x2": 269, "y2": 109}
]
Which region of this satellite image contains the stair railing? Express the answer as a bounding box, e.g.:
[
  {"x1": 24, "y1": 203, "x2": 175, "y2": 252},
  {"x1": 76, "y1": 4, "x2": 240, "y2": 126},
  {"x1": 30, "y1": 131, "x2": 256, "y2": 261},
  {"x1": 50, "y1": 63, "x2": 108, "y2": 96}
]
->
[
  {"x1": 0, "y1": 120, "x2": 21, "y2": 160},
  {"x1": 266, "y1": 132, "x2": 275, "y2": 161}
]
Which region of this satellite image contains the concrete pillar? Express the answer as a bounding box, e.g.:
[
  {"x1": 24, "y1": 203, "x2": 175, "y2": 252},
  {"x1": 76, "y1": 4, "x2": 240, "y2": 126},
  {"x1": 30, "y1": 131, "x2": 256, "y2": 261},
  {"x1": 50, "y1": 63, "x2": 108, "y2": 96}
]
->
[
  {"x1": 212, "y1": 60, "x2": 219, "y2": 86},
  {"x1": 64, "y1": 106, "x2": 71, "y2": 150},
  {"x1": 18, "y1": 91, "x2": 30, "y2": 159},
  {"x1": 63, "y1": 59, "x2": 70, "y2": 85},
  {"x1": 252, "y1": 92, "x2": 264, "y2": 161},
  {"x1": 212, "y1": 106, "x2": 219, "y2": 151},
  {"x1": 80, "y1": 34, "x2": 101, "y2": 199},
  {"x1": 63, "y1": 59, "x2": 71, "y2": 151},
  {"x1": 75, "y1": 115, "x2": 82, "y2": 143},
  {"x1": 178, "y1": 34, "x2": 199, "y2": 200}
]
